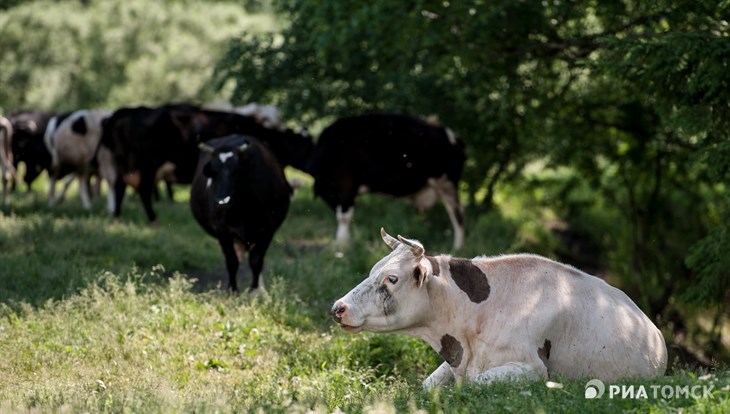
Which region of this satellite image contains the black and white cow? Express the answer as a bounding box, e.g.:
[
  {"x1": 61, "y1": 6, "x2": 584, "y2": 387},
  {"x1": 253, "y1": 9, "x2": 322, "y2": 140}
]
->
[
  {"x1": 331, "y1": 229, "x2": 668, "y2": 389},
  {"x1": 307, "y1": 114, "x2": 466, "y2": 249},
  {"x1": 44, "y1": 109, "x2": 114, "y2": 211},
  {"x1": 190, "y1": 135, "x2": 291, "y2": 292}
]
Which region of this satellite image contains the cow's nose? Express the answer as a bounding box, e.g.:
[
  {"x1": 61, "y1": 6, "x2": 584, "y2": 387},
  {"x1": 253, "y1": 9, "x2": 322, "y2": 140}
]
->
[{"x1": 330, "y1": 302, "x2": 348, "y2": 323}]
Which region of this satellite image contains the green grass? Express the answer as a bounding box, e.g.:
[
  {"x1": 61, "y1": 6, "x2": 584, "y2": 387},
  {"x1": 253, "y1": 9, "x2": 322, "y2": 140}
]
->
[{"x1": 0, "y1": 178, "x2": 727, "y2": 412}]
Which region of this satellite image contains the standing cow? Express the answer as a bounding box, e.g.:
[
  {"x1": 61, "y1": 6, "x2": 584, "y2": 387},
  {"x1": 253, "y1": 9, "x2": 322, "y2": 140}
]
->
[
  {"x1": 44, "y1": 109, "x2": 114, "y2": 211},
  {"x1": 307, "y1": 114, "x2": 466, "y2": 250},
  {"x1": 331, "y1": 229, "x2": 667, "y2": 389},
  {"x1": 190, "y1": 135, "x2": 291, "y2": 292}
]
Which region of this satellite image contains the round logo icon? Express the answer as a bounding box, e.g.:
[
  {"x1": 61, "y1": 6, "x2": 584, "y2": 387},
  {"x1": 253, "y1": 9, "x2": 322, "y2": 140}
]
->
[{"x1": 585, "y1": 379, "x2": 606, "y2": 399}]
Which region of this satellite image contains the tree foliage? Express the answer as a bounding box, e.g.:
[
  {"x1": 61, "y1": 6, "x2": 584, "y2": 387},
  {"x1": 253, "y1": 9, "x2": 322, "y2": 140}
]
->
[{"x1": 0, "y1": 0, "x2": 273, "y2": 112}]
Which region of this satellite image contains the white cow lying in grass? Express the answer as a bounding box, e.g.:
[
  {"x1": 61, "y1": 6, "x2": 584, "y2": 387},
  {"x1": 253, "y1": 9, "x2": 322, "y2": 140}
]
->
[{"x1": 331, "y1": 229, "x2": 667, "y2": 389}]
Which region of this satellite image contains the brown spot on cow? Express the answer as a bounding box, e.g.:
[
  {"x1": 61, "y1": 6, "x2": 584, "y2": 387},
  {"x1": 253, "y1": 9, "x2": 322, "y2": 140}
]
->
[
  {"x1": 439, "y1": 334, "x2": 463, "y2": 367},
  {"x1": 426, "y1": 256, "x2": 440, "y2": 276},
  {"x1": 448, "y1": 258, "x2": 490, "y2": 303},
  {"x1": 538, "y1": 339, "x2": 552, "y2": 369}
]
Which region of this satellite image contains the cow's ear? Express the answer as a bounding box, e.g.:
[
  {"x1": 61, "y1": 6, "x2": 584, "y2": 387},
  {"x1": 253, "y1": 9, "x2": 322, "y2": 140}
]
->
[
  {"x1": 236, "y1": 142, "x2": 250, "y2": 153},
  {"x1": 397, "y1": 235, "x2": 424, "y2": 258},
  {"x1": 413, "y1": 263, "x2": 428, "y2": 288},
  {"x1": 381, "y1": 228, "x2": 400, "y2": 250},
  {"x1": 198, "y1": 143, "x2": 215, "y2": 154}
]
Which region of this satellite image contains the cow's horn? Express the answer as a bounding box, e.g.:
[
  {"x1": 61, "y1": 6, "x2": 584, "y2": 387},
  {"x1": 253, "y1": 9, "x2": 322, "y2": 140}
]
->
[
  {"x1": 198, "y1": 143, "x2": 215, "y2": 153},
  {"x1": 381, "y1": 228, "x2": 400, "y2": 250},
  {"x1": 397, "y1": 235, "x2": 424, "y2": 257},
  {"x1": 237, "y1": 142, "x2": 250, "y2": 153}
]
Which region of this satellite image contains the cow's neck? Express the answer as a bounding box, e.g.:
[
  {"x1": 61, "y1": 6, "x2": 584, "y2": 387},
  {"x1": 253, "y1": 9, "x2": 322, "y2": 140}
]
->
[{"x1": 401, "y1": 258, "x2": 476, "y2": 375}]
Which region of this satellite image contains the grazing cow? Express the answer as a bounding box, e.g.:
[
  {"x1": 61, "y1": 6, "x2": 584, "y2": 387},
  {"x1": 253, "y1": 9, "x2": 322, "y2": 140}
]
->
[
  {"x1": 8, "y1": 110, "x2": 55, "y2": 190},
  {"x1": 45, "y1": 109, "x2": 114, "y2": 211},
  {"x1": 307, "y1": 114, "x2": 466, "y2": 250},
  {"x1": 190, "y1": 135, "x2": 291, "y2": 291},
  {"x1": 331, "y1": 229, "x2": 667, "y2": 389},
  {"x1": 0, "y1": 116, "x2": 14, "y2": 207},
  {"x1": 102, "y1": 104, "x2": 312, "y2": 223},
  {"x1": 101, "y1": 104, "x2": 198, "y2": 221}
]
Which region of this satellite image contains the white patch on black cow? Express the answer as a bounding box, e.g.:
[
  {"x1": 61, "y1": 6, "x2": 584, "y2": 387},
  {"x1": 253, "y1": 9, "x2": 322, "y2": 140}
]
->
[
  {"x1": 218, "y1": 151, "x2": 235, "y2": 164},
  {"x1": 206, "y1": 177, "x2": 212, "y2": 188}
]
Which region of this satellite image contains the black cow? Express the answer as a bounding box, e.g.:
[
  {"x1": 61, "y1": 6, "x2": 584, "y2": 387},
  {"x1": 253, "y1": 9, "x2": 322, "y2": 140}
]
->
[
  {"x1": 101, "y1": 104, "x2": 312, "y2": 223},
  {"x1": 8, "y1": 110, "x2": 55, "y2": 190},
  {"x1": 307, "y1": 114, "x2": 467, "y2": 249},
  {"x1": 190, "y1": 135, "x2": 291, "y2": 291},
  {"x1": 166, "y1": 106, "x2": 313, "y2": 172}
]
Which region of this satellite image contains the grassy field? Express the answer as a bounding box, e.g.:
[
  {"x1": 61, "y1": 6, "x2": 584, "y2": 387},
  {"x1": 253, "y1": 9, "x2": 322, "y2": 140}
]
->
[{"x1": 0, "y1": 176, "x2": 728, "y2": 413}]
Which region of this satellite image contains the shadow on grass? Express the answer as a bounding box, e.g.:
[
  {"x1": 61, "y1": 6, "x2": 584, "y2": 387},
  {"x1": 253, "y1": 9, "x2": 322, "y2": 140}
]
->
[
  {"x1": 0, "y1": 187, "x2": 219, "y2": 308},
  {"x1": 0, "y1": 184, "x2": 526, "y2": 314}
]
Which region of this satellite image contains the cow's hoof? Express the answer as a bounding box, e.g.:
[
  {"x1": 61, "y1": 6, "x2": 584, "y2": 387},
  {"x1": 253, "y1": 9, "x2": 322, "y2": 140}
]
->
[{"x1": 247, "y1": 286, "x2": 268, "y2": 299}]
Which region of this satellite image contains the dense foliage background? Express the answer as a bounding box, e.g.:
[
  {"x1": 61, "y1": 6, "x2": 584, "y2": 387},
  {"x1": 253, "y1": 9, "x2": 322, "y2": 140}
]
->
[
  {"x1": 0, "y1": 0, "x2": 276, "y2": 111},
  {"x1": 1, "y1": 0, "x2": 728, "y2": 372}
]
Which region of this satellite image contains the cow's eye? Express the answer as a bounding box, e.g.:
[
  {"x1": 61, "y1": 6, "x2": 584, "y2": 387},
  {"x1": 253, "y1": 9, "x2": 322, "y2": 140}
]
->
[{"x1": 387, "y1": 275, "x2": 398, "y2": 284}]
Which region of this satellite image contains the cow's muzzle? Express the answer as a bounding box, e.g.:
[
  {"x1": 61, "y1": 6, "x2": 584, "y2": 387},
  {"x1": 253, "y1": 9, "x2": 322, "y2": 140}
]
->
[
  {"x1": 330, "y1": 302, "x2": 347, "y2": 324},
  {"x1": 216, "y1": 195, "x2": 232, "y2": 206}
]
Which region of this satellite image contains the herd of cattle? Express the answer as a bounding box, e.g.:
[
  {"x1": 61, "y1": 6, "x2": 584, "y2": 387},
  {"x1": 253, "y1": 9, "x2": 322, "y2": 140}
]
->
[
  {"x1": 0, "y1": 104, "x2": 466, "y2": 291},
  {"x1": 0, "y1": 104, "x2": 670, "y2": 389}
]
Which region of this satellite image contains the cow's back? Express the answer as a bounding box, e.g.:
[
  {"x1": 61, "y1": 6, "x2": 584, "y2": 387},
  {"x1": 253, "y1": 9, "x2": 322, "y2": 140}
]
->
[
  {"x1": 468, "y1": 254, "x2": 667, "y2": 381},
  {"x1": 309, "y1": 114, "x2": 465, "y2": 197},
  {"x1": 53, "y1": 110, "x2": 110, "y2": 166}
]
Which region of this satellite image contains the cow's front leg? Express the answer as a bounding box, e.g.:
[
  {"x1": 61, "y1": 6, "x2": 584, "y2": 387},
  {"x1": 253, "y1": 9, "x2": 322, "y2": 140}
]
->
[
  {"x1": 335, "y1": 205, "x2": 354, "y2": 245},
  {"x1": 474, "y1": 361, "x2": 545, "y2": 385},
  {"x1": 429, "y1": 177, "x2": 465, "y2": 250},
  {"x1": 78, "y1": 173, "x2": 92, "y2": 210},
  {"x1": 248, "y1": 235, "x2": 273, "y2": 292},
  {"x1": 218, "y1": 236, "x2": 240, "y2": 292},
  {"x1": 423, "y1": 361, "x2": 455, "y2": 390},
  {"x1": 138, "y1": 169, "x2": 158, "y2": 223},
  {"x1": 112, "y1": 176, "x2": 127, "y2": 218}
]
